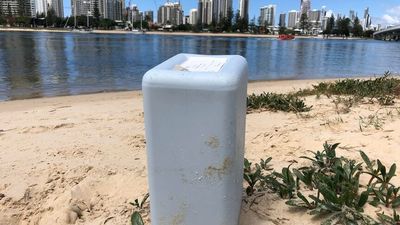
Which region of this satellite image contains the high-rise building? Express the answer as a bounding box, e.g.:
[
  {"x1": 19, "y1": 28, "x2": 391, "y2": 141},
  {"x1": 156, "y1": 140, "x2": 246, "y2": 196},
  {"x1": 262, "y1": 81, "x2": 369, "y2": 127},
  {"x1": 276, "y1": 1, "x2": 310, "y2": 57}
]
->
[
  {"x1": 72, "y1": 0, "x2": 124, "y2": 20},
  {"x1": 279, "y1": 13, "x2": 286, "y2": 27},
  {"x1": 35, "y1": 0, "x2": 46, "y2": 15},
  {"x1": 127, "y1": 5, "x2": 141, "y2": 23},
  {"x1": 0, "y1": 0, "x2": 35, "y2": 17},
  {"x1": 363, "y1": 7, "x2": 371, "y2": 30},
  {"x1": 300, "y1": 0, "x2": 311, "y2": 16},
  {"x1": 157, "y1": 1, "x2": 183, "y2": 26},
  {"x1": 0, "y1": 0, "x2": 19, "y2": 16},
  {"x1": 72, "y1": 0, "x2": 92, "y2": 16},
  {"x1": 198, "y1": 0, "x2": 212, "y2": 25},
  {"x1": 320, "y1": 6, "x2": 326, "y2": 18},
  {"x1": 211, "y1": 0, "x2": 232, "y2": 23},
  {"x1": 309, "y1": 9, "x2": 320, "y2": 23},
  {"x1": 189, "y1": 8, "x2": 198, "y2": 25},
  {"x1": 105, "y1": 0, "x2": 124, "y2": 20},
  {"x1": 287, "y1": 10, "x2": 298, "y2": 29},
  {"x1": 239, "y1": 0, "x2": 249, "y2": 21},
  {"x1": 259, "y1": 5, "x2": 276, "y2": 27},
  {"x1": 349, "y1": 10, "x2": 355, "y2": 21},
  {"x1": 184, "y1": 15, "x2": 189, "y2": 24},
  {"x1": 144, "y1": 11, "x2": 153, "y2": 23},
  {"x1": 48, "y1": 0, "x2": 63, "y2": 17}
]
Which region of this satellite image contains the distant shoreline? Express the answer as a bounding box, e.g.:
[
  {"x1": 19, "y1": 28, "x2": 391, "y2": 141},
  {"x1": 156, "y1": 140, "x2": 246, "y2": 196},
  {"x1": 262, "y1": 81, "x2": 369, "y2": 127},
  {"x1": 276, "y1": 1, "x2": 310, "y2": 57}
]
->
[{"x1": 0, "y1": 27, "x2": 365, "y2": 40}]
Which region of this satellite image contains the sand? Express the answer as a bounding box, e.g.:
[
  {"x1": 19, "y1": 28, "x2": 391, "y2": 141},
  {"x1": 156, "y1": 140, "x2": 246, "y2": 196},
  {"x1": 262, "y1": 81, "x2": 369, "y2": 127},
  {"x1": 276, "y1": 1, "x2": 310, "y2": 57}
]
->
[
  {"x1": 0, "y1": 28, "x2": 364, "y2": 40},
  {"x1": 0, "y1": 79, "x2": 399, "y2": 225}
]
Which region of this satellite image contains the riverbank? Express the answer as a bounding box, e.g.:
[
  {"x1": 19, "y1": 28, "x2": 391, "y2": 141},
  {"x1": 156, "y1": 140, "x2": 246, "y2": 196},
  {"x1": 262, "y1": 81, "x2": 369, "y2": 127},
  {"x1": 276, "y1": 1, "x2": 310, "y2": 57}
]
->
[
  {"x1": 0, "y1": 27, "x2": 365, "y2": 40},
  {"x1": 0, "y1": 78, "x2": 398, "y2": 225}
]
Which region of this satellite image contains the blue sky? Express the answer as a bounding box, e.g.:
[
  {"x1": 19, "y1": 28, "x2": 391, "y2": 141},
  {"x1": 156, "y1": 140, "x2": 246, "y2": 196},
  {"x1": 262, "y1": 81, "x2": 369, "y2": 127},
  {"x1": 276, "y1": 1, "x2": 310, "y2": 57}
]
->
[{"x1": 63, "y1": 0, "x2": 400, "y2": 25}]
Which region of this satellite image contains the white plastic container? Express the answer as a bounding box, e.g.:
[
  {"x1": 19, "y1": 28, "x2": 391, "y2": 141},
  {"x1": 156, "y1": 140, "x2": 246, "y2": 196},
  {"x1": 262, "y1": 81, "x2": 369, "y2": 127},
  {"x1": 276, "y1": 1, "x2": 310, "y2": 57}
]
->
[{"x1": 142, "y1": 53, "x2": 248, "y2": 225}]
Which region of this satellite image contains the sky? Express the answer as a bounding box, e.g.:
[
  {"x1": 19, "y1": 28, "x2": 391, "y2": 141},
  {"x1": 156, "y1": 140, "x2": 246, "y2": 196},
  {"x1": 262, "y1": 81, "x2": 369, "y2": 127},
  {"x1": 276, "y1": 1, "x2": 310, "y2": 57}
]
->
[{"x1": 63, "y1": 0, "x2": 400, "y2": 26}]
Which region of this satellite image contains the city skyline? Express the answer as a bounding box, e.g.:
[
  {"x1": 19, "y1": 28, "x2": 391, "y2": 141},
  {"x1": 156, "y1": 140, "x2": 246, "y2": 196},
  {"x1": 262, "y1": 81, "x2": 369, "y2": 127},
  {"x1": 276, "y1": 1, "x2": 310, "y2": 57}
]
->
[{"x1": 59, "y1": 0, "x2": 400, "y2": 26}]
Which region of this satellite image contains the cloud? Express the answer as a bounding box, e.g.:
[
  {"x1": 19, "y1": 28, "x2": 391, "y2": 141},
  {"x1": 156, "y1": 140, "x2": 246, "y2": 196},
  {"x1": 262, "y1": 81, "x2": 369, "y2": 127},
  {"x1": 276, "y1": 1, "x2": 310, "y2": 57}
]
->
[{"x1": 380, "y1": 5, "x2": 400, "y2": 25}]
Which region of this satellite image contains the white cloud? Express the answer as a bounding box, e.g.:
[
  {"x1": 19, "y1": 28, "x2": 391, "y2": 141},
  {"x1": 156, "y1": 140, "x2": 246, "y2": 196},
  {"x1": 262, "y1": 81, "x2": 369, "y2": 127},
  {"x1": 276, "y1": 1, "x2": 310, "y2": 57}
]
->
[{"x1": 380, "y1": 6, "x2": 400, "y2": 25}]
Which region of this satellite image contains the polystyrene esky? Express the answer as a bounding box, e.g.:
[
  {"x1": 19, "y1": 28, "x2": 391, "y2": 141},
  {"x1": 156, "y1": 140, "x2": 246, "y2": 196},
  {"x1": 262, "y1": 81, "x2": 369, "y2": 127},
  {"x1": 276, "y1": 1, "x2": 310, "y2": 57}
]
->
[{"x1": 142, "y1": 53, "x2": 248, "y2": 225}]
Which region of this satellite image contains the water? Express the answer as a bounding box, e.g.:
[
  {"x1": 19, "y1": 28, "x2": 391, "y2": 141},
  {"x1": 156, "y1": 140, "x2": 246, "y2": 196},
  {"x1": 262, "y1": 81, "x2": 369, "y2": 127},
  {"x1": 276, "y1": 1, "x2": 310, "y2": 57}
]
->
[{"x1": 0, "y1": 31, "x2": 399, "y2": 101}]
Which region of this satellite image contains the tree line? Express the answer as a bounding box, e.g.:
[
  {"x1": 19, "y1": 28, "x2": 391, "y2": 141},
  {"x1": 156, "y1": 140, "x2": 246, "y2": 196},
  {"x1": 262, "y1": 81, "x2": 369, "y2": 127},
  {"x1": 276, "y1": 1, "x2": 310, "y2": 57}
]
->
[{"x1": 279, "y1": 13, "x2": 375, "y2": 38}]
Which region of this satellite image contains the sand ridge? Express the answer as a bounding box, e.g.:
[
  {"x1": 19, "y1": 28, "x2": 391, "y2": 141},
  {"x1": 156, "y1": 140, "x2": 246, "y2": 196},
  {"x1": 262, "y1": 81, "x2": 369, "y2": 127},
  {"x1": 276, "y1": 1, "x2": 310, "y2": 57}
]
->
[{"x1": 0, "y1": 80, "x2": 399, "y2": 225}]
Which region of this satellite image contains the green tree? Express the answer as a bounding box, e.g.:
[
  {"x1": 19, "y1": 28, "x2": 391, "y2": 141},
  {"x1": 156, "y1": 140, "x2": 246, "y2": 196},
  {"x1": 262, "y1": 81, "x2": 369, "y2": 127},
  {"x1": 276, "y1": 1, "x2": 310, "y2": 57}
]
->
[
  {"x1": 46, "y1": 8, "x2": 57, "y2": 27},
  {"x1": 299, "y1": 13, "x2": 311, "y2": 34},
  {"x1": 352, "y1": 17, "x2": 363, "y2": 37},
  {"x1": 279, "y1": 26, "x2": 287, "y2": 35},
  {"x1": 324, "y1": 15, "x2": 335, "y2": 35},
  {"x1": 248, "y1": 16, "x2": 256, "y2": 33},
  {"x1": 15, "y1": 16, "x2": 30, "y2": 27},
  {"x1": 337, "y1": 17, "x2": 351, "y2": 37},
  {"x1": 93, "y1": 0, "x2": 100, "y2": 28}
]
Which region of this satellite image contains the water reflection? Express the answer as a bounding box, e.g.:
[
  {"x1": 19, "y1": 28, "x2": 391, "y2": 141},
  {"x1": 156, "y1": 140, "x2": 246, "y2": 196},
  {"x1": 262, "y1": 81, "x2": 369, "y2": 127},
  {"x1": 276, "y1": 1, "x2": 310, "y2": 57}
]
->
[{"x1": 0, "y1": 32, "x2": 399, "y2": 101}]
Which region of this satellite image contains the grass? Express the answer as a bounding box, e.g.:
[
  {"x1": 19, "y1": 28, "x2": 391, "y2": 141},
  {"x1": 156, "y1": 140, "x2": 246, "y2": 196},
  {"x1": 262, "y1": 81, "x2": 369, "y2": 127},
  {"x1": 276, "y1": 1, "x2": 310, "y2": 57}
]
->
[{"x1": 247, "y1": 72, "x2": 400, "y2": 113}]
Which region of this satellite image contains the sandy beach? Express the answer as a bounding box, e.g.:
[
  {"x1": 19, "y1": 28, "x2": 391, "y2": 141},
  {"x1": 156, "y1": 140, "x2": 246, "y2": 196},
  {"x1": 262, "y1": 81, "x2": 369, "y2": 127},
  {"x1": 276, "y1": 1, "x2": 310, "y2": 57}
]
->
[
  {"x1": 0, "y1": 79, "x2": 399, "y2": 225},
  {"x1": 0, "y1": 27, "x2": 365, "y2": 40}
]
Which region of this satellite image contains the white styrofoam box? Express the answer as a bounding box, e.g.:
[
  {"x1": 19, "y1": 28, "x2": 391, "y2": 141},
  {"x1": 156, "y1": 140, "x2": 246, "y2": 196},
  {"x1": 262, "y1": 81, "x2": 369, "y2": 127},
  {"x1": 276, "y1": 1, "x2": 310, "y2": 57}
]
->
[{"x1": 142, "y1": 53, "x2": 248, "y2": 225}]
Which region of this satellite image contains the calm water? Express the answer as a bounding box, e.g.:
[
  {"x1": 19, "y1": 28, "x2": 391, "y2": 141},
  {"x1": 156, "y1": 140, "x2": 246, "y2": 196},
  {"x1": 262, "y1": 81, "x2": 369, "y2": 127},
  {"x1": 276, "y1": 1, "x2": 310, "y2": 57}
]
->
[{"x1": 0, "y1": 31, "x2": 400, "y2": 101}]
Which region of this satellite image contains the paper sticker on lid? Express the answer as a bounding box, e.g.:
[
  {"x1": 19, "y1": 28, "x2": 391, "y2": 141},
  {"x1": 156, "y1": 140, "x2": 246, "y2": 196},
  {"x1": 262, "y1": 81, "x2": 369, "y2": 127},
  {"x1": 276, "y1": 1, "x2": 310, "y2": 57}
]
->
[{"x1": 178, "y1": 57, "x2": 227, "y2": 72}]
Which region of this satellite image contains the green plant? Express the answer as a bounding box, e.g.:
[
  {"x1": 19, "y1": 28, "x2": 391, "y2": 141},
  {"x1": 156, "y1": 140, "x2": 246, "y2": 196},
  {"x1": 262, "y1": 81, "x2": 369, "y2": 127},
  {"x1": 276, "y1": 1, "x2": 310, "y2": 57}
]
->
[
  {"x1": 300, "y1": 142, "x2": 340, "y2": 173},
  {"x1": 130, "y1": 193, "x2": 149, "y2": 209},
  {"x1": 247, "y1": 92, "x2": 312, "y2": 113},
  {"x1": 265, "y1": 164, "x2": 297, "y2": 199},
  {"x1": 360, "y1": 151, "x2": 400, "y2": 208},
  {"x1": 284, "y1": 143, "x2": 377, "y2": 224},
  {"x1": 130, "y1": 193, "x2": 149, "y2": 225},
  {"x1": 377, "y1": 210, "x2": 400, "y2": 224},
  {"x1": 293, "y1": 72, "x2": 400, "y2": 106},
  {"x1": 243, "y1": 157, "x2": 272, "y2": 196},
  {"x1": 131, "y1": 212, "x2": 144, "y2": 225}
]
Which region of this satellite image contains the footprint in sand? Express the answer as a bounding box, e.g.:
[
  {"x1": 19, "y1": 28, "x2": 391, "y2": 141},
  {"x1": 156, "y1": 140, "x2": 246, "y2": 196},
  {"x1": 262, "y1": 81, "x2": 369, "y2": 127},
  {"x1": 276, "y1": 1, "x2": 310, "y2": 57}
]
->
[{"x1": 21, "y1": 123, "x2": 75, "y2": 134}]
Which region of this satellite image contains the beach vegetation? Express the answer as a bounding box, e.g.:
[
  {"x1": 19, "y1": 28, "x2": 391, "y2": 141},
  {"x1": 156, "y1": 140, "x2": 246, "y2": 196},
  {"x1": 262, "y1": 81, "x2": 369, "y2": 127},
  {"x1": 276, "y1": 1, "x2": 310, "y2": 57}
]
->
[
  {"x1": 130, "y1": 193, "x2": 149, "y2": 225},
  {"x1": 243, "y1": 142, "x2": 400, "y2": 224},
  {"x1": 247, "y1": 92, "x2": 312, "y2": 113},
  {"x1": 248, "y1": 73, "x2": 400, "y2": 114},
  {"x1": 295, "y1": 72, "x2": 400, "y2": 105}
]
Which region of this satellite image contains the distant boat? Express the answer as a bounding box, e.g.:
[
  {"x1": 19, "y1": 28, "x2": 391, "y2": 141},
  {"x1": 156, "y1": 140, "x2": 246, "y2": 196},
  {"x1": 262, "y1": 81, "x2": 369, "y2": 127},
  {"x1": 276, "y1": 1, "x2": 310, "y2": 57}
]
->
[
  {"x1": 278, "y1": 34, "x2": 295, "y2": 40},
  {"x1": 132, "y1": 29, "x2": 145, "y2": 34},
  {"x1": 71, "y1": 28, "x2": 93, "y2": 33}
]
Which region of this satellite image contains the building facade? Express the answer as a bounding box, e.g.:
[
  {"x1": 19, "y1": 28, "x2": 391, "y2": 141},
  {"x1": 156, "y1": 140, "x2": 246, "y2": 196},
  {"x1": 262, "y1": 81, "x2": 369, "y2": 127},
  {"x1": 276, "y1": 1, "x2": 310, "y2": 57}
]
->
[
  {"x1": 300, "y1": 0, "x2": 310, "y2": 16},
  {"x1": 239, "y1": 0, "x2": 249, "y2": 21},
  {"x1": 0, "y1": 0, "x2": 35, "y2": 17},
  {"x1": 157, "y1": 2, "x2": 183, "y2": 26},
  {"x1": 144, "y1": 10, "x2": 153, "y2": 23},
  {"x1": 363, "y1": 7, "x2": 371, "y2": 30},
  {"x1": 260, "y1": 5, "x2": 276, "y2": 27},
  {"x1": 189, "y1": 8, "x2": 198, "y2": 25},
  {"x1": 287, "y1": 10, "x2": 298, "y2": 29},
  {"x1": 279, "y1": 13, "x2": 286, "y2": 27},
  {"x1": 49, "y1": 0, "x2": 63, "y2": 17},
  {"x1": 198, "y1": 0, "x2": 212, "y2": 25}
]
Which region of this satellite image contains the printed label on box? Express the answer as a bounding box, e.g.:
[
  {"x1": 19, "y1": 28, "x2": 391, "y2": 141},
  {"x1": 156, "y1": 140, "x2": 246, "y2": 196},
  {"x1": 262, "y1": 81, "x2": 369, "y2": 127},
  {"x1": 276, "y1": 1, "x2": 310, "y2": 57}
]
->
[{"x1": 178, "y1": 57, "x2": 227, "y2": 72}]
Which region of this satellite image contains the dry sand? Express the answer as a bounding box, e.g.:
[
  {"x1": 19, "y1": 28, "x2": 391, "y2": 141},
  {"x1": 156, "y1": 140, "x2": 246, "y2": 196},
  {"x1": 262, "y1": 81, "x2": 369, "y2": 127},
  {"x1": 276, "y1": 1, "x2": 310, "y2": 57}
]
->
[{"x1": 0, "y1": 79, "x2": 399, "y2": 225}]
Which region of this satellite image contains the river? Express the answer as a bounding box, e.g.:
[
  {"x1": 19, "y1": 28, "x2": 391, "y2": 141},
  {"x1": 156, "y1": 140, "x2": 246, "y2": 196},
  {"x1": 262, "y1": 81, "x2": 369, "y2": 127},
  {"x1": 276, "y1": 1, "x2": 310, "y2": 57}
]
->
[{"x1": 0, "y1": 31, "x2": 399, "y2": 100}]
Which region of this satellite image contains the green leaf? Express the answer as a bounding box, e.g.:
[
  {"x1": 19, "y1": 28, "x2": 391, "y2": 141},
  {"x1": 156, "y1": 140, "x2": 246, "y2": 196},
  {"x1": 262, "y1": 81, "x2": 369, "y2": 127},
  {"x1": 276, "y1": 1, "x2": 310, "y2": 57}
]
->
[
  {"x1": 319, "y1": 184, "x2": 338, "y2": 204},
  {"x1": 131, "y1": 212, "x2": 144, "y2": 225},
  {"x1": 388, "y1": 164, "x2": 397, "y2": 181},
  {"x1": 358, "y1": 191, "x2": 369, "y2": 208},
  {"x1": 392, "y1": 197, "x2": 400, "y2": 208},
  {"x1": 360, "y1": 151, "x2": 373, "y2": 170},
  {"x1": 378, "y1": 160, "x2": 387, "y2": 177}
]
